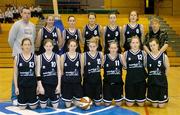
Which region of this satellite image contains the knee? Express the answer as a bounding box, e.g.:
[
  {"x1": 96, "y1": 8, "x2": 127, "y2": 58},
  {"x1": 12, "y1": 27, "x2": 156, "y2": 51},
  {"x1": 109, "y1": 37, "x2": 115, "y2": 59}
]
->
[
  {"x1": 19, "y1": 106, "x2": 26, "y2": 110},
  {"x1": 152, "y1": 103, "x2": 158, "y2": 108},
  {"x1": 126, "y1": 102, "x2": 134, "y2": 107},
  {"x1": 159, "y1": 103, "x2": 166, "y2": 108},
  {"x1": 104, "y1": 102, "x2": 111, "y2": 106},
  {"x1": 137, "y1": 102, "x2": 145, "y2": 107},
  {"x1": 115, "y1": 102, "x2": 122, "y2": 106},
  {"x1": 29, "y1": 105, "x2": 37, "y2": 110},
  {"x1": 65, "y1": 102, "x2": 72, "y2": 108}
]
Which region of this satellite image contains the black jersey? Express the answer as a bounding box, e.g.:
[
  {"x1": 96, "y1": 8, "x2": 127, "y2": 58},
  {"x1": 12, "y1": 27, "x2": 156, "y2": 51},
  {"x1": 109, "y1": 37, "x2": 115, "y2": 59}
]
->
[
  {"x1": 62, "y1": 53, "x2": 81, "y2": 83},
  {"x1": 103, "y1": 54, "x2": 123, "y2": 84},
  {"x1": 147, "y1": 52, "x2": 167, "y2": 86},
  {"x1": 64, "y1": 29, "x2": 81, "y2": 53},
  {"x1": 83, "y1": 24, "x2": 102, "y2": 52},
  {"x1": 17, "y1": 53, "x2": 36, "y2": 87},
  {"x1": 40, "y1": 53, "x2": 58, "y2": 85},
  {"x1": 124, "y1": 24, "x2": 143, "y2": 50},
  {"x1": 104, "y1": 26, "x2": 121, "y2": 54},
  {"x1": 84, "y1": 52, "x2": 102, "y2": 83},
  {"x1": 39, "y1": 26, "x2": 59, "y2": 54},
  {"x1": 126, "y1": 50, "x2": 147, "y2": 84}
]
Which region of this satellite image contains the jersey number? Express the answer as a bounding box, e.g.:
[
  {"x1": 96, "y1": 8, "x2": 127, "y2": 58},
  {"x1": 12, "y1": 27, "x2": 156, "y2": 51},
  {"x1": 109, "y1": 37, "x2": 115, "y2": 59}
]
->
[
  {"x1": 137, "y1": 54, "x2": 143, "y2": 60},
  {"x1": 158, "y1": 61, "x2": 162, "y2": 67},
  {"x1": 29, "y1": 62, "x2": 34, "y2": 68},
  {"x1": 52, "y1": 32, "x2": 57, "y2": 37},
  {"x1": 115, "y1": 60, "x2": 120, "y2": 66},
  {"x1": 76, "y1": 61, "x2": 79, "y2": 67},
  {"x1": 51, "y1": 62, "x2": 56, "y2": 67}
]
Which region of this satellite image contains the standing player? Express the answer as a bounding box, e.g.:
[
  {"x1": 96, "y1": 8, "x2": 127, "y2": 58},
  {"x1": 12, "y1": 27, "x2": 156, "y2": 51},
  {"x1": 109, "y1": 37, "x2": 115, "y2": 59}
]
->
[
  {"x1": 146, "y1": 38, "x2": 169, "y2": 108},
  {"x1": 82, "y1": 37, "x2": 103, "y2": 106},
  {"x1": 124, "y1": 36, "x2": 147, "y2": 107},
  {"x1": 60, "y1": 39, "x2": 83, "y2": 108},
  {"x1": 36, "y1": 39, "x2": 61, "y2": 109},
  {"x1": 123, "y1": 10, "x2": 144, "y2": 51},
  {"x1": 35, "y1": 15, "x2": 63, "y2": 55},
  {"x1": 63, "y1": 16, "x2": 83, "y2": 53},
  {"x1": 103, "y1": 12, "x2": 121, "y2": 54},
  {"x1": 14, "y1": 38, "x2": 38, "y2": 109},
  {"x1": 103, "y1": 41, "x2": 124, "y2": 106},
  {"x1": 83, "y1": 12, "x2": 102, "y2": 52}
]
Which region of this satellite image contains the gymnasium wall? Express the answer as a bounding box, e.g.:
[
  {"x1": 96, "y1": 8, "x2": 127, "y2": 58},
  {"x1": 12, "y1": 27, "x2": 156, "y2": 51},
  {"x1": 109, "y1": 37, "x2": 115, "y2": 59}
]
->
[{"x1": 173, "y1": 0, "x2": 180, "y2": 15}]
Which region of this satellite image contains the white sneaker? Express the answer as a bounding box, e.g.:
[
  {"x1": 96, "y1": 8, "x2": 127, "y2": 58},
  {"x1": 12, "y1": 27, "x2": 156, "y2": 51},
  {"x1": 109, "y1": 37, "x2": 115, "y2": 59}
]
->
[{"x1": 12, "y1": 99, "x2": 18, "y2": 106}]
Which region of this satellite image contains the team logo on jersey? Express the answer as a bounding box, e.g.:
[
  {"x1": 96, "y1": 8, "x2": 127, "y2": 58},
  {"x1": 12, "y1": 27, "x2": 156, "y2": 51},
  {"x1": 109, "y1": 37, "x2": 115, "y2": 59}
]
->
[
  {"x1": 115, "y1": 31, "x2": 119, "y2": 37},
  {"x1": 43, "y1": 66, "x2": 46, "y2": 69},
  {"x1": 106, "y1": 64, "x2": 109, "y2": 67},
  {"x1": 64, "y1": 63, "x2": 67, "y2": 67},
  {"x1": 88, "y1": 62, "x2": 91, "y2": 65},
  {"x1": 128, "y1": 57, "x2": 131, "y2": 61},
  {"x1": 86, "y1": 31, "x2": 88, "y2": 35},
  {"x1": 108, "y1": 34, "x2": 110, "y2": 37},
  {"x1": 136, "y1": 29, "x2": 139, "y2": 34},
  {"x1": 67, "y1": 36, "x2": 69, "y2": 39},
  {"x1": 127, "y1": 31, "x2": 130, "y2": 34},
  {"x1": 45, "y1": 35, "x2": 48, "y2": 38},
  {"x1": 19, "y1": 63, "x2": 22, "y2": 67},
  {"x1": 94, "y1": 30, "x2": 97, "y2": 35}
]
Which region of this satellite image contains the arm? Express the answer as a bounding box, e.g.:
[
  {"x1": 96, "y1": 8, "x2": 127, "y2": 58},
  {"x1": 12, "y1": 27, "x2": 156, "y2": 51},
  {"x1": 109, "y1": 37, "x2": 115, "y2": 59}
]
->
[
  {"x1": 143, "y1": 33, "x2": 151, "y2": 54},
  {"x1": 122, "y1": 25, "x2": 126, "y2": 48},
  {"x1": 99, "y1": 25, "x2": 104, "y2": 51},
  {"x1": 56, "y1": 55, "x2": 61, "y2": 94},
  {"x1": 140, "y1": 24, "x2": 145, "y2": 43},
  {"x1": 13, "y1": 56, "x2": 19, "y2": 95},
  {"x1": 102, "y1": 26, "x2": 106, "y2": 52},
  {"x1": 122, "y1": 52, "x2": 127, "y2": 69},
  {"x1": 8, "y1": 23, "x2": 18, "y2": 48},
  {"x1": 78, "y1": 29, "x2": 83, "y2": 51},
  {"x1": 119, "y1": 26, "x2": 123, "y2": 48},
  {"x1": 164, "y1": 54, "x2": 170, "y2": 76},
  {"x1": 160, "y1": 44, "x2": 168, "y2": 53},
  {"x1": 35, "y1": 29, "x2": 42, "y2": 52},
  {"x1": 60, "y1": 54, "x2": 64, "y2": 75},
  {"x1": 80, "y1": 53, "x2": 84, "y2": 78},
  {"x1": 57, "y1": 28, "x2": 64, "y2": 49}
]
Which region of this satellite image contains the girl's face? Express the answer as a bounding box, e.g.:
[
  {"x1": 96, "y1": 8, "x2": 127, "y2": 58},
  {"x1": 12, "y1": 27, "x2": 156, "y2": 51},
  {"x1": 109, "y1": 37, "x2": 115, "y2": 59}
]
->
[
  {"x1": 46, "y1": 16, "x2": 54, "y2": 27},
  {"x1": 44, "y1": 42, "x2": 53, "y2": 52},
  {"x1": 88, "y1": 42, "x2": 98, "y2": 52},
  {"x1": 109, "y1": 14, "x2": 116, "y2": 24},
  {"x1": 109, "y1": 43, "x2": 118, "y2": 54},
  {"x1": 68, "y1": 41, "x2": 77, "y2": 52},
  {"x1": 149, "y1": 41, "x2": 159, "y2": 52},
  {"x1": 129, "y1": 11, "x2": 138, "y2": 22},
  {"x1": 130, "y1": 38, "x2": 140, "y2": 50},
  {"x1": 21, "y1": 40, "x2": 32, "y2": 52},
  {"x1": 88, "y1": 15, "x2": 96, "y2": 25},
  {"x1": 151, "y1": 21, "x2": 160, "y2": 32},
  {"x1": 68, "y1": 17, "x2": 76, "y2": 27}
]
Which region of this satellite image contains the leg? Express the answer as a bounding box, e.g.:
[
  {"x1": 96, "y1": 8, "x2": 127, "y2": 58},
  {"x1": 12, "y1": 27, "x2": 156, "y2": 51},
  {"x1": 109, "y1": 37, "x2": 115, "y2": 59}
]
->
[
  {"x1": 113, "y1": 83, "x2": 124, "y2": 107},
  {"x1": 19, "y1": 105, "x2": 27, "y2": 110},
  {"x1": 65, "y1": 101, "x2": 72, "y2": 108},
  {"x1": 125, "y1": 83, "x2": 135, "y2": 107},
  {"x1": 115, "y1": 101, "x2": 123, "y2": 106},
  {"x1": 29, "y1": 104, "x2": 38, "y2": 109},
  {"x1": 11, "y1": 80, "x2": 17, "y2": 106},
  {"x1": 152, "y1": 103, "x2": 158, "y2": 108},
  {"x1": 126, "y1": 101, "x2": 135, "y2": 107},
  {"x1": 158, "y1": 103, "x2": 166, "y2": 108},
  {"x1": 137, "y1": 102, "x2": 145, "y2": 107},
  {"x1": 73, "y1": 83, "x2": 83, "y2": 107},
  {"x1": 103, "y1": 82, "x2": 112, "y2": 106},
  {"x1": 136, "y1": 81, "x2": 146, "y2": 107}
]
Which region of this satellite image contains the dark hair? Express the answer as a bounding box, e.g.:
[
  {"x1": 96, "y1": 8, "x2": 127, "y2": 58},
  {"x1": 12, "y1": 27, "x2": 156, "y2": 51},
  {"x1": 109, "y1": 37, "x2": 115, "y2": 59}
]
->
[
  {"x1": 68, "y1": 15, "x2": 75, "y2": 21},
  {"x1": 21, "y1": 38, "x2": 32, "y2": 46},
  {"x1": 88, "y1": 12, "x2": 96, "y2": 18},
  {"x1": 149, "y1": 38, "x2": 159, "y2": 45},
  {"x1": 20, "y1": 7, "x2": 30, "y2": 13},
  {"x1": 108, "y1": 12, "x2": 117, "y2": 18},
  {"x1": 43, "y1": 39, "x2": 54, "y2": 46},
  {"x1": 129, "y1": 10, "x2": 139, "y2": 22}
]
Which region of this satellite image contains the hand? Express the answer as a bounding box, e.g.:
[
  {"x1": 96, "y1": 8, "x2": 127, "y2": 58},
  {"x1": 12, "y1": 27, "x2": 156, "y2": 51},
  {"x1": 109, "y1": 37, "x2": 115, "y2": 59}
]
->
[
  {"x1": 39, "y1": 86, "x2": 45, "y2": 95},
  {"x1": 55, "y1": 85, "x2": 60, "y2": 94},
  {"x1": 15, "y1": 87, "x2": 19, "y2": 96},
  {"x1": 36, "y1": 86, "x2": 39, "y2": 95}
]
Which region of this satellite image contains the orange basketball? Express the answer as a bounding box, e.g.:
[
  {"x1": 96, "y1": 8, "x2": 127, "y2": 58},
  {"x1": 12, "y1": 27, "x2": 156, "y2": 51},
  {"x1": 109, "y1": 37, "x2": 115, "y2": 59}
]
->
[{"x1": 79, "y1": 97, "x2": 93, "y2": 110}]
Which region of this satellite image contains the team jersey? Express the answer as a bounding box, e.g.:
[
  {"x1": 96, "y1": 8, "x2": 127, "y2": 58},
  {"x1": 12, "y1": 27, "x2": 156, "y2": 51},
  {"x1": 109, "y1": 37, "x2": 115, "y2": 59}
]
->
[
  {"x1": 84, "y1": 52, "x2": 102, "y2": 83},
  {"x1": 104, "y1": 25, "x2": 121, "y2": 54},
  {"x1": 83, "y1": 24, "x2": 102, "y2": 51},
  {"x1": 124, "y1": 24, "x2": 142, "y2": 50},
  {"x1": 147, "y1": 52, "x2": 167, "y2": 86},
  {"x1": 125, "y1": 50, "x2": 147, "y2": 84},
  {"x1": 64, "y1": 29, "x2": 81, "y2": 53},
  {"x1": 40, "y1": 53, "x2": 58, "y2": 85},
  {"x1": 62, "y1": 53, "x2": 81, "y2": 83},
  {"x1": 17, "y1": 53, "x2": 36, "y2": 87},
  {"x1": 103, "y1": 54, "x2": 123, "y2": 84},
  {"x1": 39, "y1": 26, "x2": 59, "y2": 54}
]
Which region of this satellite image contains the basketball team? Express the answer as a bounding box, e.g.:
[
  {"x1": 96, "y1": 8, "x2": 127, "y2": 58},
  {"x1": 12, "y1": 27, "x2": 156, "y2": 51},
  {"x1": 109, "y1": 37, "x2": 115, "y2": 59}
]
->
[{"x1": 8, "y1": 7, "x2": 169, "y2": 110}]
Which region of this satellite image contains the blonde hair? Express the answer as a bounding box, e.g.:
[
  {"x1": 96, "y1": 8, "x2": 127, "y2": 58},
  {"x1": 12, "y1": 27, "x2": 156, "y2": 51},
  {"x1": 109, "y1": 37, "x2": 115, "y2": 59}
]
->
[
  {"x1": 88, "y1": 36, "x2": 99, "y2": 46},
  {"x1": 150, "y1": 18, "x2": 160, "y2": 25},
  {"x1": 44, "y1": 15, "x2": 55, "y2": 26}
]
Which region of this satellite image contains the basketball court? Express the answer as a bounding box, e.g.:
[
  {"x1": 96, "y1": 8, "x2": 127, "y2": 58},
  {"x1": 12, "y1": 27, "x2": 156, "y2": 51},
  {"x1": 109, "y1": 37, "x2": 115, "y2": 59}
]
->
[{"x1": 0, "y1": 0, "x2": 180, "y2": 115}]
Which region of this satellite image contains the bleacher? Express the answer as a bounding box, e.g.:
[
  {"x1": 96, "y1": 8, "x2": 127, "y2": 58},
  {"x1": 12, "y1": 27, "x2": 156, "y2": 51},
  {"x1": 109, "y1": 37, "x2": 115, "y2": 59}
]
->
[{"x1": 0, "y1": 15, "x2": 180, "y2": 68}]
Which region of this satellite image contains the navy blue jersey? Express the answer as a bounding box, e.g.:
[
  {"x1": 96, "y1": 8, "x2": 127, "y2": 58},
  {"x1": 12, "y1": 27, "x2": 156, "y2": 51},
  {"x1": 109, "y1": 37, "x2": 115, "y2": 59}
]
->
[
  {"x1": 83, "y1": 24, "x2": 102, "y2": 51},
  {"x1": 147, "y1": 52, "x2": 167, "y2": 86},
  {"x1": 84, "y1": 52, "x2": 102, "y2": 83},
  {"x1": 17, "y1": 53, "x2": 36, "y2": 87},
  {"x1": 104, "y1": 26, "x2": 121, "y2": 54},
  {"x1": 125, "y1": 50, "x2": 147, "y2": 84},
  {"x1": 124, "y1": 24, "x2": 143, "y2": 50},
  {"x1": 62, "y1": 53, "x2": 81, "y2": 83},
  {"x1": 64, "y1": 29, "x2": 81, "y2": 53},
  {"x1": 103, "y1": 54, "x2": 123, "y2": 84},
  {"x1": 39, "y1": 26, "x2": 59, "y2": 54},
  {"x1": 40, "y1": 53, "x2": 58, "y2": 85}
]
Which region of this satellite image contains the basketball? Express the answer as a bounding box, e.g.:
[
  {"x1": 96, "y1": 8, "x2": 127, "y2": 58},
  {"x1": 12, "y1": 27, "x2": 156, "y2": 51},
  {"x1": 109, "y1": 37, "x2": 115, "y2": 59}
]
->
[{"x1": 79, "y1": 97, "x2": 93, "y2": 110}]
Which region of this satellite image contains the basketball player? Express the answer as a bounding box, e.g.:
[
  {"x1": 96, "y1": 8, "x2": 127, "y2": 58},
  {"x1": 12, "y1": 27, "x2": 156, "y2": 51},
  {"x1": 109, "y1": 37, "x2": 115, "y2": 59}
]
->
[
  {"x1": 36, "y1": 39, "x2": 61, "y2": 109},
  {"x1": 83, "y1": 12, "x2": 102, "y2": 52},
  {"x1": 103, "y1": 41, "x2": 125, "y2": 106},
  {"x1": 123, "y1": 10, "x2": 144, "y2": 51},
  {"x1": 35, "y1": 15, "x2": 63, "y2": 55},
  {"x1": 103, "y1": 12, "x2": 122, "y2": 54},
  {"x1": 60, "y1": 39, "x2": 83, "y2": 108},
  {"x1": 146, "y1": 38, "x2": 169, "y2": 108},
  {"x1": 82, "y1": 37, "x2": 103, "y2": 106},
  {"x1": 124, "y1": 36, "x2": 147, "y2": 107},
  {"x1": 62, "y1": 16, "x2": 83, "y2": 53},
  {"x1": 14, "y1": 38, "x2": 38, "y2": 109}
]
